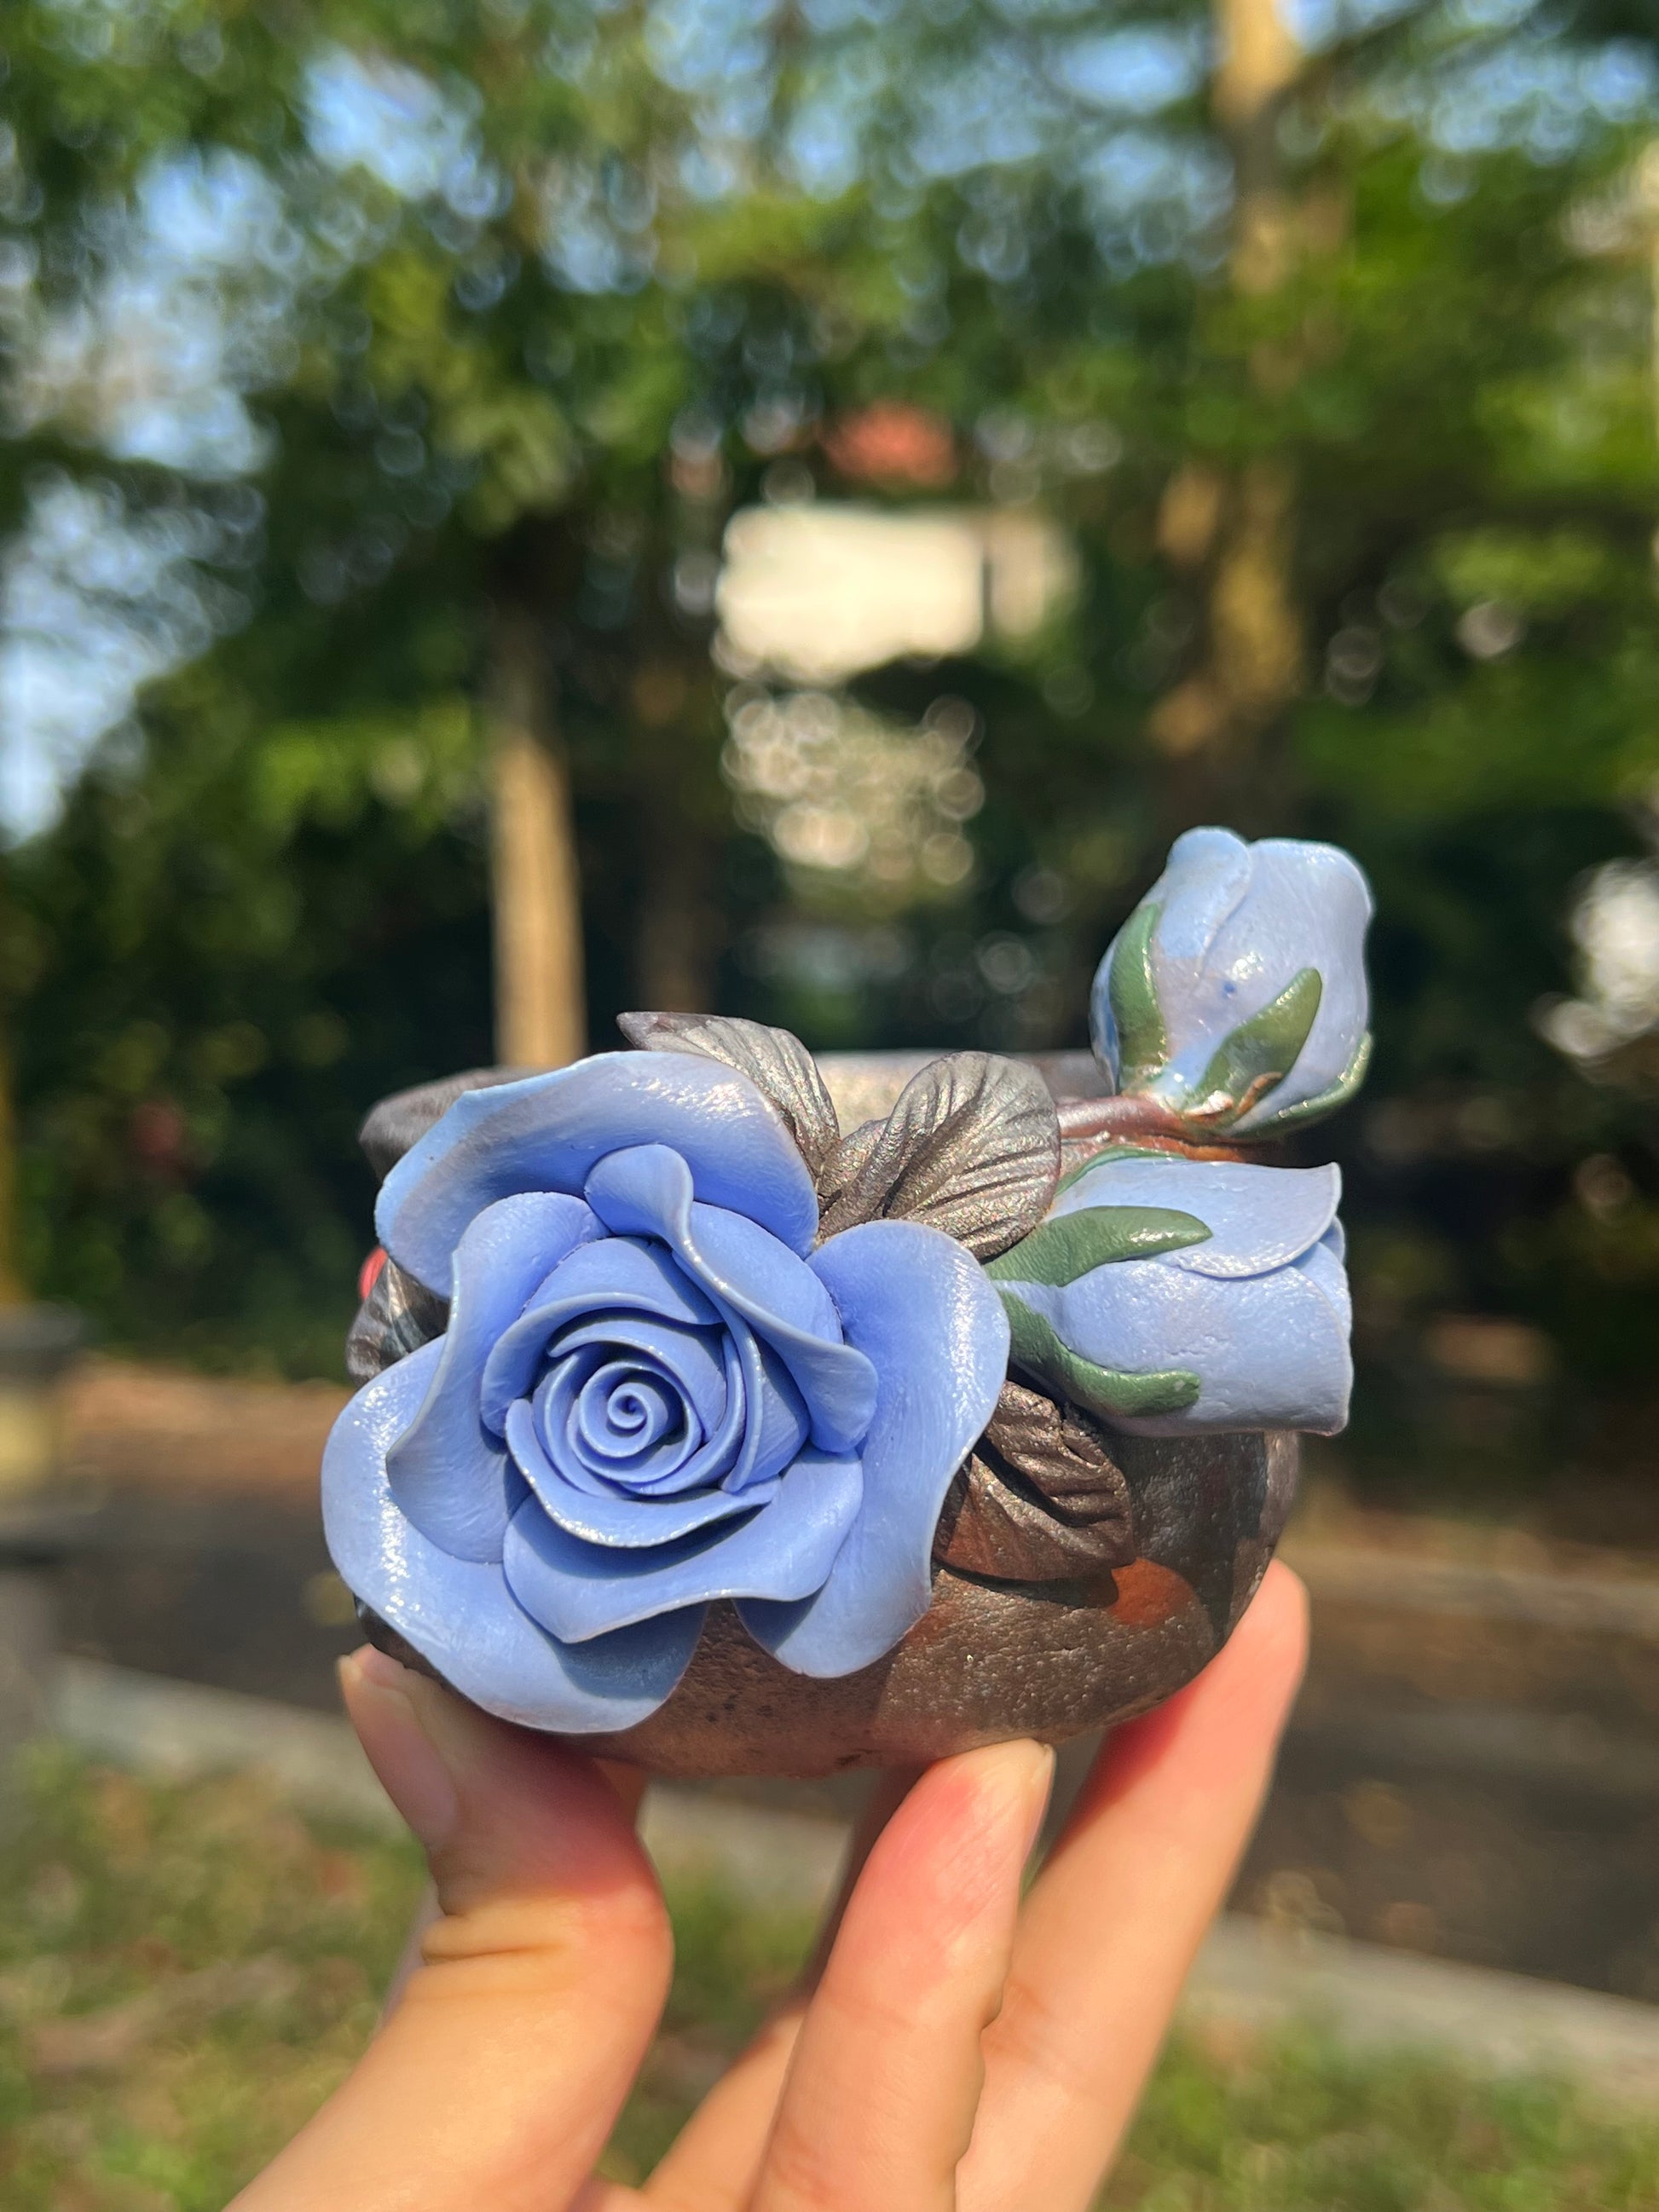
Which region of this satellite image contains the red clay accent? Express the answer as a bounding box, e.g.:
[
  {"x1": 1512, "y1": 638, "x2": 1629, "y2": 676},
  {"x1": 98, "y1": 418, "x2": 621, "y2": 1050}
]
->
[{"x1": 357, "y1": 1246, "x2": 389, "y2": 1302}]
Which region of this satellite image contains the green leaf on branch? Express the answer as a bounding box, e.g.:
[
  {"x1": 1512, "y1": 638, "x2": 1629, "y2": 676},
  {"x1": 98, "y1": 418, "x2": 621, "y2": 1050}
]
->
[
  {"x1": 998, "y1": 1292, "x2": 1201, "y2": 1423},
  {"x1": 1190, "y1": 967, "x2": 1322, "y2": 1125},
  {"x1": 986, "y1": 1204, "x2": 1211, "y2": 1285},
  {"x1": 1108, "y1": 902, "x2": 1167, "y2": 1089}
]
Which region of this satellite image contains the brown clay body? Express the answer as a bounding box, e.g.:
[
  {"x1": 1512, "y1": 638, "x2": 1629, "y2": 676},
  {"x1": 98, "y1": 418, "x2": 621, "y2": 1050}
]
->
[{"x1": 574, "y1": 1427, "x2": 1295, "y2": 1777}]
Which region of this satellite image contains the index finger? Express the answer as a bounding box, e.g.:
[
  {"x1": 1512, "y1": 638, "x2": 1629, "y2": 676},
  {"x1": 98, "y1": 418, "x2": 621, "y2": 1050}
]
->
[
  {"x1": 752, "y1": 1738, "x2": 1054, "y2": 2212},
  {"x1": 960, "y1": 1562, "x2": 1309, "y2": 2212}
]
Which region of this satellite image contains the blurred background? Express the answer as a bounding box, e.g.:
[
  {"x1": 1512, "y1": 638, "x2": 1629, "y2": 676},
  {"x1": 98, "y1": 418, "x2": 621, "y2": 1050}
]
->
[{"x1": 4, "y1": 0, "x2": 1659, "y2": 2202}]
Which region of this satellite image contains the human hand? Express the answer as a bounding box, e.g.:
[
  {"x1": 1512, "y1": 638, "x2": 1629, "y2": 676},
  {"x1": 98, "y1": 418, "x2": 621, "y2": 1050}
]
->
[{"x1": 230, "y1": 1562, "x2": 1307, "y2": 2212}]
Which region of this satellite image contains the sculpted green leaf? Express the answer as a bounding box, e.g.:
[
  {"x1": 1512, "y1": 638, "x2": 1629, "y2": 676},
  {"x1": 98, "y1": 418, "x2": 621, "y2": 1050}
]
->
[
  {"x1": 1189, "y1": 967, "x2": 1322, "y2": 1125},
  {"x1": 998, "y1": 1291, "x2": 1201, "y2": 1422},
  {"x1": 986, "y1": 1204, "x2": 1211, "y2": 1285},
  {"x1": 1244, "y1": 1031, "x2": 1374, "y2": 1136},
  {"x1": 1108, "y1": 899, "x2": 1168, "y2": 1089}
]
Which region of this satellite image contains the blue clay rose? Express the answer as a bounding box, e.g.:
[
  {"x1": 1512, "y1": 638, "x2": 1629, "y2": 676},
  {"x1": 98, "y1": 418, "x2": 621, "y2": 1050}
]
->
[
  {"x1": 986, "y1": 1151, "x2": 1351, "y2": 1437},
  {"x1": 323, "y1": 1053, "x2": 1010, "y2": 1734},
  {"x1": 1090, "y1": 826, "x2": 1373, "y2": 1135}
]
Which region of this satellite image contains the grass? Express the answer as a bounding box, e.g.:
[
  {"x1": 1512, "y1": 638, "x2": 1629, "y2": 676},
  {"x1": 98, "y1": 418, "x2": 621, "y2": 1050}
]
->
[{"x1": 3, "y1": 1751, "x2": 1658, "y2": 2210}]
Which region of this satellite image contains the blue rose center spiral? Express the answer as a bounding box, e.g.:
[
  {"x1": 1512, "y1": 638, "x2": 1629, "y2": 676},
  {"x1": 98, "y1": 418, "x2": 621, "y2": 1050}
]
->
[
  {"x1": 549, "y1": 1349, "x2": 691, "y2": 1477},
  {"x1": 526, "y1": 1297, "x2": 743, "y2": 1505}
]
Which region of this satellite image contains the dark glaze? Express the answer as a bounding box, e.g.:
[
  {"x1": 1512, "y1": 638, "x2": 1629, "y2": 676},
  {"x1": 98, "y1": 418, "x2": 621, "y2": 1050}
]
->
[{"x1": 568, "y1": 1429, "x2": 1297, "y2": 1777}]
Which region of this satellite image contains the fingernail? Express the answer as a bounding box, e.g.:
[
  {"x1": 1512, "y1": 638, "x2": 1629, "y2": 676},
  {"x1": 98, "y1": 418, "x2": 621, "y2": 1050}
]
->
[
  {"x1": 339, "y1": 1646, "x2": 463, "y2": 1852},
  {"x1": 973, "y1": 1738, "x2": 1055, "y2": 1870},
  {"x1": 1011, "y1": 1741, "x2": 1057, "y2": 1863}
]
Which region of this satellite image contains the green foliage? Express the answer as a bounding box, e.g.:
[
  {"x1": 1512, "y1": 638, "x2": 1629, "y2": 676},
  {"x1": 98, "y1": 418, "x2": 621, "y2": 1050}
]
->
[
  {"x1": 0, "y1": 1746, "x2": 426, "y2": 2209},
  {"x1": 1110, "y1": 2028, "x2": 1659, "y2": 2210},
  {"x1": 0, "y1": 0, "x2": 1656, "y2": 1447},
  {"x1": 5, "y1": 631, "x2": 496, "y2": 1371}
]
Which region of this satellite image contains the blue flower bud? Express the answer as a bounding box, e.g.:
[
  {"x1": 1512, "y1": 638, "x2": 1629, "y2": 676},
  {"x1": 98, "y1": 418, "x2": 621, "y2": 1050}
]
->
[
  {"x1": 986, "y1": 1152, "x2": 1352, "y2": 1437},
  {"x1": 1090, "y1": 827, "x2": 1373, "y2": 1136}
]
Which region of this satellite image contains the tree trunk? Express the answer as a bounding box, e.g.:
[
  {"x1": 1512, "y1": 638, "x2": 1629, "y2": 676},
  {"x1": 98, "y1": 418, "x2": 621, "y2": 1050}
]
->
[
  {"x1": 630, "y1": 655, "x2": 722, "y2": 1014},
  {"x1": 635, "y1": 823, "x2": 718, "y2": 1013},
  {"x1": 1214, "y1": 0, "x2": 1302, "y2": 297},
  {"x1": 487, "y1": 605, "x2": 587, "y2": 1068},
  {"x1": 1152, "y1": 0, "x2": 1307, "y2": 815}
]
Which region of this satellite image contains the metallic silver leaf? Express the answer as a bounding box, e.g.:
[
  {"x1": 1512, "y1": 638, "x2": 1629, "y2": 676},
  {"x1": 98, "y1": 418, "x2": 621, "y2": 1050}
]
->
[
  {"x1": 933, "y1": 1380, "x2": 1135, "y2": 1580},
  {"x1": 816, "y1": 1052, "x2": 1060, "y2": 1259},
  {"x1": 618, "y1": 1012, "x2": 841, "y2": 1175},
  {"x1": 814, "y1": 1115, "x2": 882, "y2": 1211},
  {"x1": 346, "y1": 1258, "x2": 448, "y2": 1383}
]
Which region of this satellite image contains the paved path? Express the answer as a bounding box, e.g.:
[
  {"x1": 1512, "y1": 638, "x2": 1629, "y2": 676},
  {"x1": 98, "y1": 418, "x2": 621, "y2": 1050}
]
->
[
  {"x1": 45, "y1": 1358, "x2": 1659, "y2": 2000},
  {"x1": 49, "y1": 1657, "x2": 1659, "y2": 2105}
]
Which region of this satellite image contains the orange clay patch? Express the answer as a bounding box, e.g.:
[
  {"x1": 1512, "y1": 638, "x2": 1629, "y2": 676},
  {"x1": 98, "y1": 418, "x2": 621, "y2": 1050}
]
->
[{"x1": 1107, "y1": 1557, "x2": 1199, "y2": 1630}]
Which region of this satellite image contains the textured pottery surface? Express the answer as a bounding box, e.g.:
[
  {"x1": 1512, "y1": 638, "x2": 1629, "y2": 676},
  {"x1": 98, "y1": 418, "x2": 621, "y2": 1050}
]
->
[{"x1": 327, "y1": 829, "x2": 1370, "y2": 1777}]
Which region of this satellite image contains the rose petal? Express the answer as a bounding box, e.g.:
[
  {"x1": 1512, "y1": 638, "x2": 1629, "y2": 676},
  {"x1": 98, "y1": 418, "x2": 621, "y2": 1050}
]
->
[
  {"x1": 378, "y1": 1053, "x2": 820, "y2": 1292},
  {"x1": 574, "y1": 1359, "x2": 687, "y2": 1465},
  {"x1": 501, "y1": 1447, "x2": 863, "y2": 1641},
  {"x1": 479, "y1": 1236, "x2": 718, "y2": 1430},
  {"x1": 1049, "y1": 1157, "x2": 1341, "y2": 1277},
  {"x1": 1297, "y1": 1224, "x2": 1352, "y2": 1335},
  {"x1": 324, "y1": 1343, "x2": 702, "y2": 1732},
  {"x1": 527, "y1": 1348, "x2": 616, "y2": 1498},
  {"x1": 386, "y1": 1193, "x2": 600, "y2": 1563},
  {"x1": 1205, "y1": 840, "x2": 1373, "y2": 1129},
  {"x1": 543, "y1": 1349, "x2": 699, "y2": 1490},
  {"x1": 723, "y1": 1331, "x2": 811, "y2": 1493},
  {"x1": 539, "y1": 1327, "x2": 754, "y2": 1500},
  {"x1": 504, "y1": 1399, "x2": 775, "y2": 1545},
  {"x1": 742, "y1": 1219, "x2": 1009, "y2": 1678},
  {"x1": 584, "y1": 1145, "x2": 877, "y2": 1454},
  {"x1": 548, "y1": 1309, "x2": 729, "y2": 1436}
]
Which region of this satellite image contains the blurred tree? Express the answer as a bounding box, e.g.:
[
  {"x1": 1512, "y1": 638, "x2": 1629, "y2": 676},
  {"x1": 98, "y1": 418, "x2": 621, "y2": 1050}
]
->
[
  {"x1": 1, "y1": 0, "x2": 1657, "y2": 1481},
  {"x1": 487, "y1": 601, "x2": 584, "y2": 1065}
]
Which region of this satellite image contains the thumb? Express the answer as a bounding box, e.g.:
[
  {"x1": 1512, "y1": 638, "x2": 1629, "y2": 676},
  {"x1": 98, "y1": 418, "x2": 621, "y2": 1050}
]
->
[{"x1": 230, "y1": 1647, "x2": 671, "y2": 2212}]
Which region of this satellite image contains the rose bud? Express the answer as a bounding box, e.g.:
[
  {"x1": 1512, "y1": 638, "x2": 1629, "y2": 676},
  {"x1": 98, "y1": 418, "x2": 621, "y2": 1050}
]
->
[
  {"x1": 1090, "y1": 826, "x2": 1373, "y2": 1137},
  {"x1": 986, "y1": 1151, "x2": 1352, "y2": 1437}
]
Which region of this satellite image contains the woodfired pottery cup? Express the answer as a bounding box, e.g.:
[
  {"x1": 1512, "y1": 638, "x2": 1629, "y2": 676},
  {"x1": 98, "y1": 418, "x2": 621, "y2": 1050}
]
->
[{"x1": 357, "y1": 1051, "x2": 1298, "y2": 1779}]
